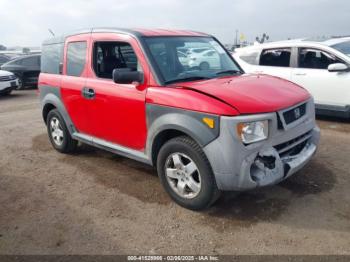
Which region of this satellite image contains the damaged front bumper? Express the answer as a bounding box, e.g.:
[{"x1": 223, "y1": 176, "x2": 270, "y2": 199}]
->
[{"x1": 203, "y1": 99, "x2": 320, "y2": 191}]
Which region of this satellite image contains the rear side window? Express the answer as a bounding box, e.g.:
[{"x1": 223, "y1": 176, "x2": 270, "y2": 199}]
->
[
  {"x1": 0, "y1": 56, "x2": 9, "y2": 63},
  {"x1": 260, "y1": 48, "x2": 291, "y2": 67},
  {"x1": 298, "y1": 48, "x2": 342, "y2": 69},
  {"x1": 66, "y1": 41, "x2": 87, "y2": 77},
  {"x1": 22, "y1": 56, "x2": 39, "y2": 67},
  {"x1": 42, "y1": 44, "x2": 63, "y2": 74}
]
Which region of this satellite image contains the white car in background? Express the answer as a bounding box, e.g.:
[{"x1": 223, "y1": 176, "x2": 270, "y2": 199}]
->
[
  {"x1": 188, "y1": 49, "x2": 221, "y2": 70},
  {"x1": 0, "y1": 70, "x2": 18, "y2": 96},
  {"x1": 233, "y1": 38, "x2": 350, "y2": 118}
]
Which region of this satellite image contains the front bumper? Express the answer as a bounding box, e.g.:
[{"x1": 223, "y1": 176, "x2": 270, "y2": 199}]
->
[
  {"x1": 0, "y1": 79, "x2": 18, "y2": 92},
  {"x1": 203, "y1": 99, "x2": 320, "y2": 191}
]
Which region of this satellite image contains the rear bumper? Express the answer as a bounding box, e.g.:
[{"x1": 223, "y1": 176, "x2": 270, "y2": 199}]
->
[{"x1": 203, "y1": 99, "x2": 320, "y2": 191}]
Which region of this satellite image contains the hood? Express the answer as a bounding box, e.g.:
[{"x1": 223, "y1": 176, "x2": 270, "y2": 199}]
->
[
  {"x1": 175, "y1": 74, "x2": 310, "y2": 114},
  {"x1": 0, "y1": 70, "x2": 13, "y2": 77}
]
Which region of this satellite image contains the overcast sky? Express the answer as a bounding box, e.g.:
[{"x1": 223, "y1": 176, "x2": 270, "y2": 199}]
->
[{"x1": 1, "y1": 0, "x2": 349, "y2": 47}]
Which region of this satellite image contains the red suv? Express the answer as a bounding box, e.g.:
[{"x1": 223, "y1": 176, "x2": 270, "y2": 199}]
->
[{"x1": 39, "y1": 28, "x2": 320, "y2": 210}]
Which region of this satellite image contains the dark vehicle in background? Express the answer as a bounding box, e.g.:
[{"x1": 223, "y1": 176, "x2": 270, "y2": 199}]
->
[
  {"x1": 0, "y1": 55, "x2": 11, "y2": 66},
  {"x1": 0, "y1": 54, "x2": 41, "y2": 89}
]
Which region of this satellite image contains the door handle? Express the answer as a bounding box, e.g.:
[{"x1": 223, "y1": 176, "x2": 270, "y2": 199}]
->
[
  {"x1": 294, "y1": 72, "x2": 307, "y2": 76},
  {"x1": 82, "y1": 87, "x2": 95, "y2": 99}
]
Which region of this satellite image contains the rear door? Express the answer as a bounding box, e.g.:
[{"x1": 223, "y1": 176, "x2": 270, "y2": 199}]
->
[
  {"x1": 21, "y1": 55, "x2": 41, "y2": 85},
  {"x1": 253, "y1": 47, "x2": 293, "y2": 80},
  {"x1": 60, "y1": 34, "x2": 91, "y2": 135},
  {"x1": 292, "y1": 47, "x2": 350, "y2": 106}
]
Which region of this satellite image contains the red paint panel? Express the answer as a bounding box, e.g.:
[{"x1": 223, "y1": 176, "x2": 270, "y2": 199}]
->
[
  {"x1": 172, "y1": 74, "x2": 311, "y2": 114},
  {"x1": 146, "y1": 87, "x2": 239, "y2": 116},
  {"x1": 38, "y1": 73, "x2": 61, "y2": 90},
  {"x1": 60, "y1": 34, "x2": 91, "y2": 134},
  {"x1": 85, "y1": 33, "x2": 149, "y2": 150}
]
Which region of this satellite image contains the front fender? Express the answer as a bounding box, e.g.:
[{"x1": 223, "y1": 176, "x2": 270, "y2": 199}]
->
[{"x1": 146, "y1": 104, "x2": 220, "y2": 162}]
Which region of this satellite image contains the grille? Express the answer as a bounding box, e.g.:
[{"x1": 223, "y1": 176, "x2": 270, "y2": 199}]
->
[
  {"x1": 274, "y1": 130, "x2": 312, "y2": 155},
  {"x1": 283, "y1": 103, "x2": 306, "y2": 125},
  {"x1": 0, "y1": 75, "x2": 16, "y2": 82}
]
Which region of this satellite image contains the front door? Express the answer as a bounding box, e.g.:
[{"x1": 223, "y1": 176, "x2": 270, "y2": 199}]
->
[
  {"x1": 292, "y1": 47, "x2": 350, "y2": 107},
  {"x1": 85, "y1": 33, "x2": 150, "y2": 150}
]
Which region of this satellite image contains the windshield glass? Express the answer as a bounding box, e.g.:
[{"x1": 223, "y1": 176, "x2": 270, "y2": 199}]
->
[
  {"x1": 144, "y1": 36, "x2": 242, "y2": 84},
  {"x1": 331, "y1": 41, "x2": 350, "y2": 57}
]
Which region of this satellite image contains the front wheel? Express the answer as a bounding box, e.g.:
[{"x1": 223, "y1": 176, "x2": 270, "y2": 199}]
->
[{"x1": 157, "y1": 136, "x2": 220, "y2": 210}]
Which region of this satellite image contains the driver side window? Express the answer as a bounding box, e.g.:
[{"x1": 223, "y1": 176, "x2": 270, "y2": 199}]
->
[
  {"x1": 298, "y1": 48, "x2": 342, "y2": 70},
  {"x1": 93, "y1": 41, "x2": 141, "y2": 79}
]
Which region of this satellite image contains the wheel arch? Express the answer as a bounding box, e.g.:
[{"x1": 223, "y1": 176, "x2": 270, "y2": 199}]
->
[
  {"x1": 42, "y1": 103, "x2": 56, "y2": 123},
  {"x1": 150, "y1": 128, "x2": 198, "y2": 167},
  {"x1": 146, "y1": 104, "x2": 220, "y2": 166},
  {"x1": 40, "y1": 89, "x2": 76, "y2": 134}
]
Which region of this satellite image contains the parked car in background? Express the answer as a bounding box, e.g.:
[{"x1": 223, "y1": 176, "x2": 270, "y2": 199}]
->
[
  {"x1": 0, "y1": 55, "x2": 11, "y2": 67},
  {"x1": 39, "y1": 28, "x2": 319, "y2": 210},
  {"x1": 188, "y1": 49, "x2": 220, "y2": 70},
  {"x1": 0, "y1": 54, "x2": 41, "y2": 89},
  {"x1": 233, "y1": 38, "x2": 350, "y2": 118},
  {"x1": 0, "y1": 70, "x2": 19, "y2": 95}
]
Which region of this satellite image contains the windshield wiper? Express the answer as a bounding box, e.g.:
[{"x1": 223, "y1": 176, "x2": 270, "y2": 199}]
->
[
  {"x1": 215, "y1": 70, "x2": 242, "y2": 76},
  {"x1": 164, "y1": 76, "x2": 211, "y2": 85}
]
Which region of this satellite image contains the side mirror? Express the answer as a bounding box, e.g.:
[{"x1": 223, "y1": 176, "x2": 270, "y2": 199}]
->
[
  {"x1": 328, "y1": 63, "x2": 349, "y2": 72},
  {"x1": 112, "y1": 68, "x2": 143, "y2": 84}
]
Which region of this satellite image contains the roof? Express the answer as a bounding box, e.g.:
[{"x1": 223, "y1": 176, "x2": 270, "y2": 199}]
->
[
  {"x1": 43, "y1": 27, "x2": 209, "y2": 45},
  {"x1": 321, "y1": 37, "x2": 350, "y2": 46},
  {"x1": 235, "y1": 37, "x2": 350, "y2": 52}
]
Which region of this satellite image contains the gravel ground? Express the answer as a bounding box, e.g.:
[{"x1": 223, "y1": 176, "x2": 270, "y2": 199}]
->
[{"x1": 0, "y1": 90, "x2": 349, "y2": 255}]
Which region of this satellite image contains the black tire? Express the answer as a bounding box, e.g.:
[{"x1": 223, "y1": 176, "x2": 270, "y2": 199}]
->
[
  {"x1": 46, "y1": 109, "x2": 77, "y2": 153},
  {"x1": 157, "y1": 136, "x2": 221, "y2": 210},
  {"x1": 199, "y1": 62, "x2": 210, "y2": 70},
  {"x1": 0, "y1": 90, "x2": 12, "y2": 96},
  {"x1": 16, "y1": 76, "x2": 23, "y2": 90}
]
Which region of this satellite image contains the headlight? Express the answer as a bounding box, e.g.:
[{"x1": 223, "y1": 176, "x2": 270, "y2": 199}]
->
[{"x1": 237, "y1": 120, "x2": 268, "y2": 144}]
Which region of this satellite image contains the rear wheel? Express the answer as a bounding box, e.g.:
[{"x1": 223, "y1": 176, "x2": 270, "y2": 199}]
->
[
  {"x1": 16, "y1": 77, "x2": 23, "y2": 90},
  {"x1": 46, "y1": 109, "x2": 77, "y2": 153},
  {"x1": 157, "y1": 136, "x2": 220, "y2": 210}
]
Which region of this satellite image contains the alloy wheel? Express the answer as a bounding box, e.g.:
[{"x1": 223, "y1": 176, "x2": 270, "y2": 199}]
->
[
  {"x1": 50, "y1": 117, "x2": 64, "y2": 146},
  {"x1": 165, "y1": 152, "x2": 201, "y2": 199}
]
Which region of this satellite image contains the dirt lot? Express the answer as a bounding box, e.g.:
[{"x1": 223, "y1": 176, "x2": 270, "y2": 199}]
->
[{"x1": 0, "y1": 90, "x2": 349, "y2": 255}]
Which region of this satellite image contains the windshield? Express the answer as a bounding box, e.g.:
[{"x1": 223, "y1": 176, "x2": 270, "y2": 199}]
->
[
  {"x1": 331, "y1": 41, "x2": 350, "y2": 57},
  {"x1": 144, "y1": 36, "x2": 242, "y2": 84}
]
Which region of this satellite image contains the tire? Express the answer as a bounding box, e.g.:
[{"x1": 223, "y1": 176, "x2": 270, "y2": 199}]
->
[
  {"x1": 157, "y1": 136, "x2": 221, "y2": 210},
  {"x1": 46, "y1": 109, "x2": 77, "y2": 153},
  {"x1": 0, "y1": 89, "x2": 11, "y2": 96},
  {"x1": 199, "y1": 62, "x2": 210, "y2": 70},
  {"x1": 16, "y1": 77, "x2": 23, "y2": 90}
]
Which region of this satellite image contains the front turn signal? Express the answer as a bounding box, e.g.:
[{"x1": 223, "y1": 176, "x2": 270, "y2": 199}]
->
[{"x1": 202, "y1": 117, "x2": 215, "y2": 129}]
